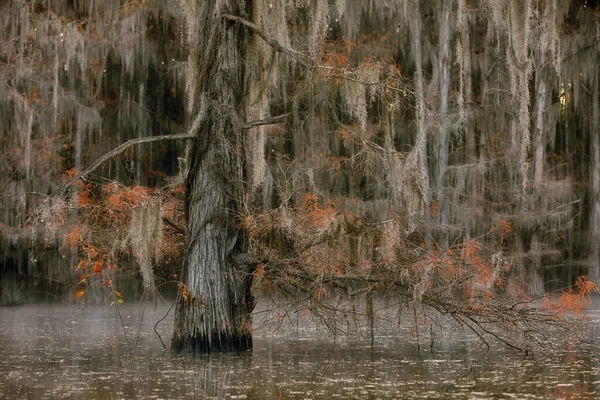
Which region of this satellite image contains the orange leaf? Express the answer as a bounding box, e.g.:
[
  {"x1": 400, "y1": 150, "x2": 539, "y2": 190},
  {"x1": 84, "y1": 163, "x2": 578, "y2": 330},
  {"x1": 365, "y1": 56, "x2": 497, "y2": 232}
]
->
[
  {"x1": 114, "y1": 291, "x2": 123, "y2": 298},
  {"x1": 83, "y1": 245, "x2": 97, "y2": 259},
  {"x1": 498, "y1": 219, "x2": 513, "y2": 235},
  {"x1": 77, "y1": 189, "x2": 93, "y2": 206},
  {"x1": 64, "y1": 227, "x2": 85, "y2": 248},
  {"x1": 107, "y1": 193, "x2": 123, "y2": 210},
  {"x1": 62, "y1": 168, "x2": 79, "y2": 182},
  {"x1": 576, "y1": 275, "x2": 598, "y2": 296},
  {"x1": 74, "y1": 289, "x2": 85, "y2": 299},
  {"x1": 93, "y1": 261, "x2": 102, "y2": 274},
  {"x1": 78, "y1": 274, "x2": 91, "y2": 284}
]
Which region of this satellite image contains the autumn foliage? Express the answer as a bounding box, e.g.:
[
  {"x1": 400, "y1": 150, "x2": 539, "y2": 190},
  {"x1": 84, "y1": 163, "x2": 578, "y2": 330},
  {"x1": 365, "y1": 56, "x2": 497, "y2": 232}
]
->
[
  {"x1": 29, "y1": 171, "x2": 186, "y2": 304},
  {"x1": 543, "y1": 276, "x2": 598, "y2": 317},
  {"x1": 243, "y1": 201, "x2": 597, "y2": 349},
  {"x1": 30, "y1": 167, "x2": 595, "y2": 350}
]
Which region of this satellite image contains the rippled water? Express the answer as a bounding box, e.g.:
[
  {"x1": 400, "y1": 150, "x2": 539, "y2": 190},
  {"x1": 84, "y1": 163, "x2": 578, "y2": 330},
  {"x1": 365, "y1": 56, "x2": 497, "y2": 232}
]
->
[{"x1": 1, "y1": 298, "x2": 599, "y2": 399}]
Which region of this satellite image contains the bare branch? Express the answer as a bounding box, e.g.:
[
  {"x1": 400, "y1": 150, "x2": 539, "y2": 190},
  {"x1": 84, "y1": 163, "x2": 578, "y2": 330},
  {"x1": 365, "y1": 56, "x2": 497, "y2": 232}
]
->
[
  {"x1": 163, "y1": 215, "x2": 186, "y2": 236},
  {"x1": 222, "y1": 13, "x2": 309, "y2": 67},
  {"x1": 221, "y1": 14, "x2": 411, "y2": 100},
  {"x1": 48, "y1": 112, "x2": 293, "y2": 199},
  {"x1": 328, "y1": 101, "x2": 386, "y2": 152},
  {"x1": 53, "y1": 133, "x2": 195, "y2": 198},
  {"x1": 244, "y1": 112, "x2": 292, "y2": 129}
]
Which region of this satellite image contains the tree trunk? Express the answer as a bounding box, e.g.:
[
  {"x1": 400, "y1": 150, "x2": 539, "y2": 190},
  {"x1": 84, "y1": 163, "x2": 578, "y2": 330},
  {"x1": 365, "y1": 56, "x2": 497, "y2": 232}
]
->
[
  {"x1": 411, "y1": 0, "x2": 431, "y2": 239},
  {"x1": 590, "y1": 64, "x2": 600, "y2": 284},
  {"x1": 528, "y1": 48, "x2": 549, "y2": 296},
  {"x1": 533, "y1": 50, "x2": 548, "y2": 186},
  {"x1": 172, "y1": 0, "x2": 254, "y2": 353},
  {"x1": 0, "y1": 257, "x2": 23, "y2": 306},
  {"x1": 458, "y1": 0, "x2": 474, "y2": 161},
  {"x1": 436, "y1": 0, "x2": 451, "y2": 247}
]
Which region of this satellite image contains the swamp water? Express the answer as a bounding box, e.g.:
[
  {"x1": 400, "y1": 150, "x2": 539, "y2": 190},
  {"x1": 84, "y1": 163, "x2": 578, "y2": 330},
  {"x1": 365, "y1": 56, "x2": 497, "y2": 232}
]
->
[{"x1": 1, "y1": 298, "x2": 600, "y2": 399}]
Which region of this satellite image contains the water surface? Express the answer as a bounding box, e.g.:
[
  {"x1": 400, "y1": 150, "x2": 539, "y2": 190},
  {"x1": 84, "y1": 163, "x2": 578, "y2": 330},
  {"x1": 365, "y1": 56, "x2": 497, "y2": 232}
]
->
[{"x1": 1, "y1": 299, "x2": 599, "y2": 399}]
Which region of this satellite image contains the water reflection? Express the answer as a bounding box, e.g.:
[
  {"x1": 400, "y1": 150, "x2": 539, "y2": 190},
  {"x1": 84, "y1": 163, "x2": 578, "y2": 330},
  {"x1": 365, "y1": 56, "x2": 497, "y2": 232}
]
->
[{"x1": 0, "y1": 300, "x2": 599, "y2": 399}]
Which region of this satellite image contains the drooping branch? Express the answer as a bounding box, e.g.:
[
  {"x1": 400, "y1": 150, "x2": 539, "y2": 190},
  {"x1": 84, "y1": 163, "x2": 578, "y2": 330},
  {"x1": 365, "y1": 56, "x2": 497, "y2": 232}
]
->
[
  {"x1": 328, "y1": 101, "x2": 385, "y2": 153},
  {"x1": 256, "y1": 252, "x2": 570, "y2": 351},
  {"x1": 163, "y1": 215, "x2": 186, "y2": 236},
  {"x1": 53, "y1": 133, "x2": 196, "y2": 198},
  {"x1": 315, "y1": 66, "x2": 411, "y2": 95},
  {"x1": 222, "y1": 13, "x2": 310, "y2": 67},
  {"x1": 222, "y1": 13, "x2": 411, "y2": 100}
]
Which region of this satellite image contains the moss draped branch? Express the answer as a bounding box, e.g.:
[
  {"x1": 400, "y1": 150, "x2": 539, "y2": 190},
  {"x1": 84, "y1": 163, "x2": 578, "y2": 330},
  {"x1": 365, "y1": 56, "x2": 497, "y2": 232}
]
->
[
  {"x1": 49, "y1": 114, "x2": 292, "y2": 199},
  {"x1": 222, "y1": 14, "x2": 310, "y2": 67}
]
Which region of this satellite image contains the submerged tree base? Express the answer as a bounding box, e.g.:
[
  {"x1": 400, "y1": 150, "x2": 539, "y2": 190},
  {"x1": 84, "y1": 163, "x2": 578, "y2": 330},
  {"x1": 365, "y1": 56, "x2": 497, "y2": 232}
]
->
[
  {"x1": 172, "y1": 298, "x2": 254, "y2": 354},
  {"x1": 171, "y1": 333, "x2": 252, "y2": 354}
]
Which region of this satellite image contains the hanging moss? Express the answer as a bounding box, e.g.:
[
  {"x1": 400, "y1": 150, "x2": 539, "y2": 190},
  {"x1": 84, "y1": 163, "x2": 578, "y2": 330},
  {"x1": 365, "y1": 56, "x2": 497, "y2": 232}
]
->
[{"x1": 3, "y1": 0, "x2": 600, "y2": 307}]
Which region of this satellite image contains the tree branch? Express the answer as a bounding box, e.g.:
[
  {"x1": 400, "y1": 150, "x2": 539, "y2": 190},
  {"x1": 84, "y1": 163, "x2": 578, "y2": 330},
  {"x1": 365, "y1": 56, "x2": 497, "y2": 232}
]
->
[
  {"x1": 49, "y1": 112, "x2": 293, "y2": 198},
  {"x1": 244, "y1": 112, "x2": 292, "y2": 129},
  {"x1": 53, "y1": 133, "x2": 195, "y2": 197},
  {"x1": 163, "y1": 215, "x2": 186, "y2": 235},
  {"x1": 221, "y1": 14, "x2": 411, "y2": 99},
  {"x1": 222, "y1": 13, "x2": 309, "y2": 67}
]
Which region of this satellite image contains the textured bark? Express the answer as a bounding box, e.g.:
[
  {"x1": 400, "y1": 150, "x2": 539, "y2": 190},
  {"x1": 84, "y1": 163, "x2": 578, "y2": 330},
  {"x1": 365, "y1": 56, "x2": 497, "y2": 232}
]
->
[
  {"x1": 411, "y1": 0, "x2": 431, "y2": 241},
  {"x1": 412, "y1": 0, "x2": 427, "y2": 171},
  {"x1": 528, "y1": 49, "x2": 550, "y2": 296},
  {"x1": 172, "y1": 0, "x2": 254, "y2": 353},
  {"x1": 436, "y1": 0, "x2": 451, "y2": 246},
  {"x1": 528, "y1": 232, "x2": 546, "y2": 296},
  {"x1": 590, "y1": 66, "x2": 600, "y2": 283},
  {"x1": 458, "y1": 0, "x2": 474, "y2": 159}
]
